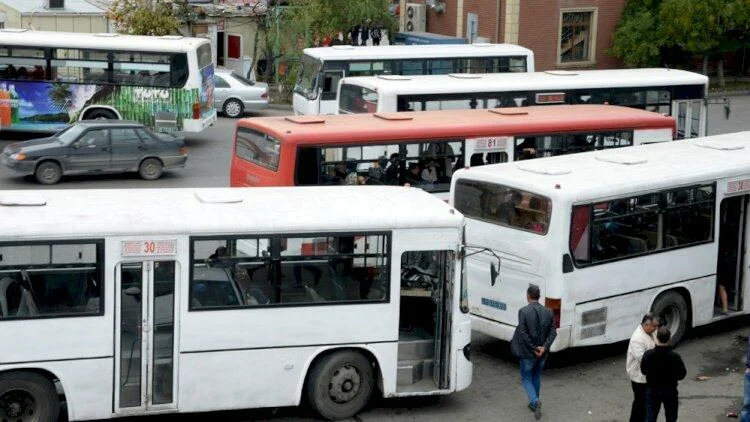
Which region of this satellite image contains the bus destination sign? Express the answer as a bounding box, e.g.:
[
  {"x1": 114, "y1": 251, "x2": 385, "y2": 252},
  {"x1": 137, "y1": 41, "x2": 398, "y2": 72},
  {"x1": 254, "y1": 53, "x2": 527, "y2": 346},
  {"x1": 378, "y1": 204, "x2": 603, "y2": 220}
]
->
[{"x1": 121, "y1": 240, "x2": 177, "y2": 257}]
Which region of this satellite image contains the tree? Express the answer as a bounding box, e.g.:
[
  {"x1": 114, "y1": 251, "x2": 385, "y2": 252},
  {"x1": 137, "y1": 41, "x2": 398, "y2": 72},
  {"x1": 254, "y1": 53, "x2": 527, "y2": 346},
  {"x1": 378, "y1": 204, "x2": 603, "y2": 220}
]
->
[
  {"x1": 610, "y1": 7, "x2": 664, "y2": 67},
  {"x1": 108, "y1": 0, "x2": 182, "y2": 36}
]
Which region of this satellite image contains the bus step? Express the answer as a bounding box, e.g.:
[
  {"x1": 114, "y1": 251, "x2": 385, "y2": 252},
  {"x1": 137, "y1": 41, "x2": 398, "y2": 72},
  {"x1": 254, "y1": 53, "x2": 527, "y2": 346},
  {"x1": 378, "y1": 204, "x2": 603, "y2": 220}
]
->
[
  {"x1": 396, "y1": 359, "x2": 434, "y2": 386},
  {"x1": 397, "y1": 338, "x2": 434, "y2": 361}
]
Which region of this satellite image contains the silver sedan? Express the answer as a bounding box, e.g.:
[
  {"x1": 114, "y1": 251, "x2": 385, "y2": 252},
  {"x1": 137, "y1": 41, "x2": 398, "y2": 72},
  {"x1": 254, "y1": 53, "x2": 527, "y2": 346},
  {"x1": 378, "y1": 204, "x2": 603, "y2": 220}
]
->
[{"x1": 214, "y1": 68, "x2": 269, "y2": 118}]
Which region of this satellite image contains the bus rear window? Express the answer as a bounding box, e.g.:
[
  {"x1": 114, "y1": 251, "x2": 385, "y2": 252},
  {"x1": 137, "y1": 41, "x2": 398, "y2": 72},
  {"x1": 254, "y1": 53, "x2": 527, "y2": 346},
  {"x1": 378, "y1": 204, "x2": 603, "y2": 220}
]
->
[
  {"x1": 339, "y1": 84, "x2": 378, "y2": 114},
  {"x1": 235, "y1": 127, "x2": 280, "y2": 171},
  {"x1": 454, "y1": 179, "x2": 551, "y2": 235}
]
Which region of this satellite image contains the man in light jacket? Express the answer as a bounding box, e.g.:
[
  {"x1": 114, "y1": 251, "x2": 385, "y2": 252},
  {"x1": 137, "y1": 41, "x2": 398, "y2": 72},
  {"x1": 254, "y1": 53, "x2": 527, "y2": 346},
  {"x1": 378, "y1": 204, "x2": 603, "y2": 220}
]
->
[{"x1": 626, "y1": 313, "x2": 659, "y2": 422}]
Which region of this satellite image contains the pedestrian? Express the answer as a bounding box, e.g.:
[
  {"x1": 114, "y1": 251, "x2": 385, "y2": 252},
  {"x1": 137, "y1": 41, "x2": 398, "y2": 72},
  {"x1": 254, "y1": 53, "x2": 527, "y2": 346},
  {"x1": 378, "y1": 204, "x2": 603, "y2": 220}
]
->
[
  {"x1": 360, "y1": 22, "x2": 370, "y2": 46},
  {"x1": 741, "y1": 335, "x2": 750, "y2": 422},
  {"x1": 371, "y1": 25, "x2": 382, "y2": 46},
  {"x1": 640, "y1": 326, "x2": 687, "y2": 422},
  {"x1": 510, "y1": 284, "x2": 557, "y2": 420},
  {"x1": 350, "y1": 25, "x2": 360, "y2": 46},
  {"x1": 626, "y1": 313, "x2": 659, "y2": 422}
]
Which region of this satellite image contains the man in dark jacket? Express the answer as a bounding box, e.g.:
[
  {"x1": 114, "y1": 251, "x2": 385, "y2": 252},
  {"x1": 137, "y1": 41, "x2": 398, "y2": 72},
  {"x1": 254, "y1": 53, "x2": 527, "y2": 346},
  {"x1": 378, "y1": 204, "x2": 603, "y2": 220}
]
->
[
  {"x1": 641, "y1": 326, "x2": 687, "y2": 422},
  {"x1": 510, "y1": 284, "x2": 557, "y2": 420}
]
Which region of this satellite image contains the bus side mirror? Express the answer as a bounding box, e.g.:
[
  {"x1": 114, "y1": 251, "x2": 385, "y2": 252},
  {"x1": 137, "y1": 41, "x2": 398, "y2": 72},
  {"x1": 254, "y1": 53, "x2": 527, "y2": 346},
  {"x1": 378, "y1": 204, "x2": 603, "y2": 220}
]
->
[{"x1": 490, "y1": 263, "x2": 499, "y2": 286}]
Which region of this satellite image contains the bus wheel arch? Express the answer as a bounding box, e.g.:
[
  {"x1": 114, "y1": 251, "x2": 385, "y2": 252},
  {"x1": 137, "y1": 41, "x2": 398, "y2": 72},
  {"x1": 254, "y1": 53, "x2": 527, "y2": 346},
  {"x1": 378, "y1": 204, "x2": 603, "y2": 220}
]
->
[
  {"x1": 651, "y1": 288, "x2": 691, "y2": 345},
  {"x1": 35, "y1": 160, "x2": 63, "y2": 185},
  {"x1": 81, "y1": 107, "x2": 120, "y2": 121},
  {"x1": 304, "y1": 347, "x2": 380, "y2": 420},
  {"x1": 0, "y1": 369, "x2": 63, "y2": 422}
]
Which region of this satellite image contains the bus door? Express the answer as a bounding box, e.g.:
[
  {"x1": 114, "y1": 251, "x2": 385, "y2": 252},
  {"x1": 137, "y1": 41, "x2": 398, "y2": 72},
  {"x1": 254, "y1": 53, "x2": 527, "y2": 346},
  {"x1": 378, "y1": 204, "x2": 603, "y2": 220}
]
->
[
  {"x1": 672, "y1": 99, "x2": 706, "y2": 139},
  {"x1": 115, "y1": 260, "x2": 178, "y2": 414},
  {"x1": 716, "y1": 195, "x2": 747, "y2": 314}
]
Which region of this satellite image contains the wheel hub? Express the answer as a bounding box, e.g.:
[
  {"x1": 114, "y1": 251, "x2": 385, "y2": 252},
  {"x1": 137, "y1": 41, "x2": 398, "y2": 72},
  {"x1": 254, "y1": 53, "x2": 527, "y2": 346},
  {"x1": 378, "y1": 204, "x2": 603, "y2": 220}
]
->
[
  {"x1": 328, "y1": 365, "x2": 361, "y2": 403},
  {"x1": 1, "y1": 391, "x2": 35, "y2": 419}
]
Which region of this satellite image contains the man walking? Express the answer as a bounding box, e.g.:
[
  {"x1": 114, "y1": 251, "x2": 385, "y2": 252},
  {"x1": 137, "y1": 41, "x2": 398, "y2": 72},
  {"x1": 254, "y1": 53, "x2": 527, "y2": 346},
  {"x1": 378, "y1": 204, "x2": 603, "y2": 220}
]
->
[
  {"x1": 626, "y1": 313, "x2": 658, "y2": 422},
  {"x1": 510, "y1": 284, "x2": 557, "y2": 420},
  {"x1": 641, "y1": 326, "x2": 687, "y2": 422}
]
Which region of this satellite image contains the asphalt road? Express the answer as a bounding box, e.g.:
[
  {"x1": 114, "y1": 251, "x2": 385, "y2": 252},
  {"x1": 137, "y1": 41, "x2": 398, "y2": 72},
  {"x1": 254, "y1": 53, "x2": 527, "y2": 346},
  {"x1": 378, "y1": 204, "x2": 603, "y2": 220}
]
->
[{"x1": 3, "y1": 98, "x2": 750, "y2": 422}]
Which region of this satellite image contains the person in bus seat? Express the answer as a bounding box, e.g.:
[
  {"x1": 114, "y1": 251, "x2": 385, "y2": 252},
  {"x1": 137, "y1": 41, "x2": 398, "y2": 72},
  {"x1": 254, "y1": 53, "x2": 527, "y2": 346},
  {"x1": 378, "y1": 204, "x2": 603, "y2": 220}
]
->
[
  {"x1": 470, "y1": 153, "x2": 484, "y2": 167},
  {"x1": 421, "y1": 160, "x2": 438, "y2": 184},
  {"x1": 405, "y1": 162, "x2": 422, "y2": 185},
  {"x1": 16, "y1": 67, "x2": 28, "y2": 80},
  {"x1": 322, "y1": 166, "x2": 343, "y2": 185},
  {"x1": 384, "y1": 153, "x2": 400, "y2": 184}
]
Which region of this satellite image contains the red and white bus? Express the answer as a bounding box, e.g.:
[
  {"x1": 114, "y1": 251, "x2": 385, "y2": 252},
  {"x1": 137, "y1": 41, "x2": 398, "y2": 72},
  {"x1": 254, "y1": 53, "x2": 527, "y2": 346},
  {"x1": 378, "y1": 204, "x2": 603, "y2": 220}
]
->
[{"x1": 229, "y1": 105, "x2": 676, "y2": 199}]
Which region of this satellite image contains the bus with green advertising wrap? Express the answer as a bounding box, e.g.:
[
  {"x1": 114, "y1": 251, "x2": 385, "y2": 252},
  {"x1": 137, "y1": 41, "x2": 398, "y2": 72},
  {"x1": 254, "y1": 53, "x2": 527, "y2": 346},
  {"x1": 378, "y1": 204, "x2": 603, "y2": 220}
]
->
[{"x1": 0, "y1": 29, "x2": 216, "y2": 133}]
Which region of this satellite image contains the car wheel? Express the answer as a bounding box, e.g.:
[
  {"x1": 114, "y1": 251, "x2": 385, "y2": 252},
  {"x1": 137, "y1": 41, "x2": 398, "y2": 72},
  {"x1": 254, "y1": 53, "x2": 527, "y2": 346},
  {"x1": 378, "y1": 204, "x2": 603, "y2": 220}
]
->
[
  {"x1": 0, "y1": 371, "x2": 60, "y2": 422},
  {"x1": 35, "y1": 161, "x2": 62, "y2": 185},
  {"x1": 306, "y1": 350, "x2": 375, "y2": 421},
  {"x1": 223, "y1": 99, "x2": 244, "y2": 118},
  {"x1": 85, "y1": 109, "x2": 118, "y2": 120},
  {"x1": 139, "y1": 158, "x2": 163, "y2": 180}
]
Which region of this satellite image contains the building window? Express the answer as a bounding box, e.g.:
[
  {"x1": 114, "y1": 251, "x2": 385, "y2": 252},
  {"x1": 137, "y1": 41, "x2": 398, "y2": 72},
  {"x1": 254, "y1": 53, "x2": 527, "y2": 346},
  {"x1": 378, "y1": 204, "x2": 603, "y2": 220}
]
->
[{"x1": 558, "y1": 9, "x2": 597, "y2": 65}]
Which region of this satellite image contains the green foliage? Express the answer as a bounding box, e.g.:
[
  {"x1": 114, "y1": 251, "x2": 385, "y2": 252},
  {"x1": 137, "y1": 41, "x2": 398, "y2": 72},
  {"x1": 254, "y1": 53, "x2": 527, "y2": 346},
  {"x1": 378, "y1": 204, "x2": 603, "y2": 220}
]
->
[
  {"x1": 610, "y1": 9, "x2": 663, "y2": 67},
  {"x1": 285, "y1": 0, "x2": 397, "y2": 47},
  {"x1": 108, "y1": 0, "x2": 181, "y2": 36}
]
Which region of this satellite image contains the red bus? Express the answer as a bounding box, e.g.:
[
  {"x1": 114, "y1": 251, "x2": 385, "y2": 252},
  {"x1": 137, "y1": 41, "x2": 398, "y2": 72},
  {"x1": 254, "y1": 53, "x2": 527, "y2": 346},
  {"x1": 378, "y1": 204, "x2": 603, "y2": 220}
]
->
[{"x1": 229, "y1": 105, "x2": 676, "y2": 198}]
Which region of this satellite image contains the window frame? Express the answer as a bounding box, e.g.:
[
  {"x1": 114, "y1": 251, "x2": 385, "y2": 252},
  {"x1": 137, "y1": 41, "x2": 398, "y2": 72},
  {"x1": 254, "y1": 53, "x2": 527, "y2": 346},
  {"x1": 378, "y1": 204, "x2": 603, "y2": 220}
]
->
[
  {"x1": 188, "y1": 231, "x2": 393, "y2": 311},
  {"x1": 0, "y1": 239, "x2": 105, "y2": 321},
  {"x1": 557, "y1": 8, "x2": 598, "y2": 67},
  {"x1": 569, "y1": 182, "x2": 716, "y2": 268}
]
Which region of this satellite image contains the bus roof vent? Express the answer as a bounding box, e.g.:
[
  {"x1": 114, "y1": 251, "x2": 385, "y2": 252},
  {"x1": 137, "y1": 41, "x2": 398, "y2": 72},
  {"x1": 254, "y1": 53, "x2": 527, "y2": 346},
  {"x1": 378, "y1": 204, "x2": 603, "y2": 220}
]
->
[
  {"x1": 194, "y1": 191, "x2": 244, "y2": 204},
  {"x1": 94, "y1": 32, "x2": 120, "y2": 37},
  {"x1": 374, "y1": 113, "x2": 413, "y2": 121},
  {"x1": 695, "y1": 140, "x2": 745, "y2": 151},
  {"x1": 376, "y1": 74, "x2": 411, "y2": 81},
  {"x1": 448, "y1": 73, "x2": 482, "y2": 79},
  {"x1": 284, "y1": 116, "x2": 326, "y2": 124},
  {"x1": 595, "y1": 153, "x2": 647, "y2": 165},
  {"x1": 332, "y1": 45, "x2": 355, "y2": 50},
  {"x1": 471, "y1": 43, "x2": 493, "y2": 47},
  {"x1": 489, "y1": 108, "x2": 528, "y2": 116},
  {"x1": 160, "y1": 35, "x2": 184, "y2": 40},
  {"x1": 0, "y1": 28, "x2": 28, "y2": 33},
  {"x1": 544, "y1": 70, "x2": 578, "y2": 76},
  {"x1": 518, "y1": 163, "x2": 572, "y2": 175},
  {"x1": 0, "y1": 192, "x2": 46, "y2": 206}
]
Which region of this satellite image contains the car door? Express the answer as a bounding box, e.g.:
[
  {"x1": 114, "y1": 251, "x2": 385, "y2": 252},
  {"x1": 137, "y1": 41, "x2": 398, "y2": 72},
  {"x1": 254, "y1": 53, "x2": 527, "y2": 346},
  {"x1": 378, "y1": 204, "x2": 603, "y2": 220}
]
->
[
  {"x1": 66, "y1": 128, "x2": 112, "y2": 173},
  {"x1": 110, "y1": 127, "x2": 147, "y2": 171},
  {"x1": 214, "y1": 75, "x2": 231, "y2": 109}
]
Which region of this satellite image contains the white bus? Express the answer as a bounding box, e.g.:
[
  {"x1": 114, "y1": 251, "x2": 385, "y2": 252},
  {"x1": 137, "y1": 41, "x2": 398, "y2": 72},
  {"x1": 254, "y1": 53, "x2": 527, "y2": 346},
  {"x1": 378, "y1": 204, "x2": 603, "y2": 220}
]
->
[
  {"x1": 450, "y1": 132, "x2": 750, "y2": 351},
  {"x1": 293, "y1": 43, "x2": 534, "y2": 115},
  {"x1": 338, "y1": 68, "x2": 709, "y2": 139},
  {"x1": 0, "y1": 29, "x2": 217, "y2": 133},
  {"x1": 0, "y1": 186, "x2": 470, "y2": 421}
]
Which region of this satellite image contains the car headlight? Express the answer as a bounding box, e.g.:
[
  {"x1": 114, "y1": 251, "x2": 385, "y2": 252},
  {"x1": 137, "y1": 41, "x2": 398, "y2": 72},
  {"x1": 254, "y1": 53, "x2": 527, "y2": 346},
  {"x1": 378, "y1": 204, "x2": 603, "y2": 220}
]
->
[{"x1": 9, "y1": 152, "x2": 26, "y2": 160}]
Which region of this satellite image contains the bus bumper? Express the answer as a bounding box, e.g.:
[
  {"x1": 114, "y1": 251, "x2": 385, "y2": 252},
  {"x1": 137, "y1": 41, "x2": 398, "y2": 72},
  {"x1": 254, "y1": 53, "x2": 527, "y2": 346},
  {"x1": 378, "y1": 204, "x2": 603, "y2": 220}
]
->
[{"x1": 182, "y1": 109, "x2": 217, "y2": 132}]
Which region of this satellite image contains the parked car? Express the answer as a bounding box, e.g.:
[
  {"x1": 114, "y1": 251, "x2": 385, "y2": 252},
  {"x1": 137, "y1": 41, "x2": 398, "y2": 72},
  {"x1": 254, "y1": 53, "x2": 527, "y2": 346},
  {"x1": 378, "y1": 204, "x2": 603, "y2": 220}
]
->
[
  {"x1": 214, "y1": 67, "x2": 269, "y2": 118},
  {"x1": 1, "y1": 121, "x2": 187, "y2": 185}
]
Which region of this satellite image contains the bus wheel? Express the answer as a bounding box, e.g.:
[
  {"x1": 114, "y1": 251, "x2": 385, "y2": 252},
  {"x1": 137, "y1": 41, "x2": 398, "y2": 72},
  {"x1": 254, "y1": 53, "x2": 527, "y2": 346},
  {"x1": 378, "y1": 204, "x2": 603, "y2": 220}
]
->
[
  {"x1": 222, "y1": 99, "x2": 244, "y2": 118},
  {"x1": 306, "y1": 350, "x2": 375, "y2": 421},
  {"x1": 652, "y1": 291, "x2": 688, "y2": 345},
  {"x1": 0, "y1": 372, "x2": 60, "y2": 422},
  {"x1": 35, "y1": 161, "x2": 62, "y2": 185},
  {"x1": 85, "y1": 109, "x2": 117, "y2": 120},
  {"x1": 139, "y1": 158, "x2": 163, "y2": 180}
]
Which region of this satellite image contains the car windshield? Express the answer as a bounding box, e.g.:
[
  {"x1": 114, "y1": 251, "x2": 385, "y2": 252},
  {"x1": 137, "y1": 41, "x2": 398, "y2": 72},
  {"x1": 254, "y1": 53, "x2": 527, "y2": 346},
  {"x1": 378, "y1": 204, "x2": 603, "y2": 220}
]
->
[
  {"x1": 54, "y1": 125, "x2": 88, "y2": 145},
  {"x1": 230, "y1": 72, "x2": 255, "y2": 86}
]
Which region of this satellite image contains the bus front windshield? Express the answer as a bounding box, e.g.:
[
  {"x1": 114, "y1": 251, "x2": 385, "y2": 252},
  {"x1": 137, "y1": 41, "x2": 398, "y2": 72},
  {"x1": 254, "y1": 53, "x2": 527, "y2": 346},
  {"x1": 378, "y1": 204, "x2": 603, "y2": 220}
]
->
[
  {"x1": 294, "y1": 56, "x2": 322, "y2": 100},
  {"x1": 453, "y1": 180, "x2": 551, "y2": 235}
]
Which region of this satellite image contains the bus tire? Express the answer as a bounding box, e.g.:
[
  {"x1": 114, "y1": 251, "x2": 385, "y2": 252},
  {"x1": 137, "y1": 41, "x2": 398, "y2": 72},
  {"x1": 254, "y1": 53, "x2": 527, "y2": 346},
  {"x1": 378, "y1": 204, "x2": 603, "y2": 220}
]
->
[
  {"x1": 222, "y1": 99, "x2": 244, "y2": 118},
  {"x1": 0, "y1": 371, "x2": 60, "y2": 422},
  {"x1": 138, "y1": 158, "x2": 163, "y2": 180},
  {"x1": 85, "y1": 109, "x2": 117, "y2": 120},
  {"x1": 651, "y1": 291, "x2": 688, "y2": 345},
  {"x1": 306, "y1": 350, "x2": 375, "y2": 421},
  {"x1": 35, "y1": 161, "x2": 62, "y2": 185}
]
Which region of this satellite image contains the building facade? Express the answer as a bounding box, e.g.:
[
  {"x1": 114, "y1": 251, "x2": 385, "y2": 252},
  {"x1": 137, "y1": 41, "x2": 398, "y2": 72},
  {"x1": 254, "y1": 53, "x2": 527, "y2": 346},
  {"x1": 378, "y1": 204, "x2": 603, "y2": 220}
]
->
[
  {"x1": 404, "y1": 0, "x2": 626, "y2": 71},
  {"x1": 0, "y1": 0, "x2": 107, "y2": 33}
]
